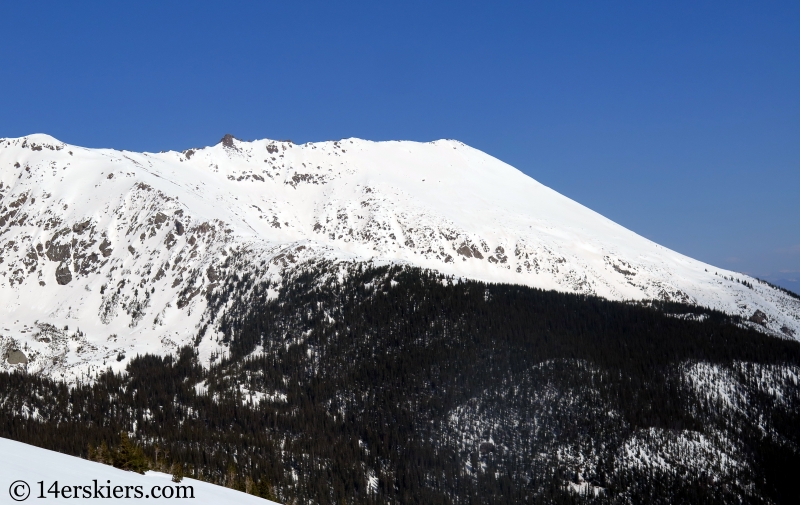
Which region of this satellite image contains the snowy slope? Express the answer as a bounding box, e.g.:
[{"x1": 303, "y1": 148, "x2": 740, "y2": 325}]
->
[
  {"x1": 0, "y1": 134, "x2": 797, "y2": 381},
  {"x1": 0, "y1": 437, "x2": 277, "y2": 503}
]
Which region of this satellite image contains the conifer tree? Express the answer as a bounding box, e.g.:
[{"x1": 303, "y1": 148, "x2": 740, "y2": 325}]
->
[
  {"x1": 113, "y1": 432, "x2": 149, "y2": 474},
  {"x1": 171, "y1": 463, "x2": 184, "y2": 483}
]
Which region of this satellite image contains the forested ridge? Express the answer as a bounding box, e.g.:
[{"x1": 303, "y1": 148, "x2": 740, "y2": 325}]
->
[{"x1": 1, "y1": 265, "x2": 799, "y2": 504}]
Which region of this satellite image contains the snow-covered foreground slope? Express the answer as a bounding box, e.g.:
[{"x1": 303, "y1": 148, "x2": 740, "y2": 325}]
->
[
  {"x1": 0, "y1": 437, "x2": 278, "y2": 504},
  {"x1": 0, "y1": 134, "x2": 797, "y2": 381}
]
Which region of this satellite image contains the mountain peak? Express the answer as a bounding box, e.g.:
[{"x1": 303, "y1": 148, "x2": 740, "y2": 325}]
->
[{"x1": 0, "y1": 134, "x2": 797, "y2": 381}]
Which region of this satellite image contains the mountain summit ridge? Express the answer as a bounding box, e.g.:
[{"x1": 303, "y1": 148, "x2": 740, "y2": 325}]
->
[{"x1": 0, "y1": 134, "x2": 797, "y2": 380}]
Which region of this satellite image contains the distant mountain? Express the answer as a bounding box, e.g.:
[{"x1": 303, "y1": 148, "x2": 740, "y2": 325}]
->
[{"x1": 0, "y1": 133, "x2": 797, "y2": 381}]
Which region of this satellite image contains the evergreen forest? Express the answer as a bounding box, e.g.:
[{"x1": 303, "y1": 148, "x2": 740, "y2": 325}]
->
[{"x1": 1, "y1": 265, "x2": 799, "y2": 504}]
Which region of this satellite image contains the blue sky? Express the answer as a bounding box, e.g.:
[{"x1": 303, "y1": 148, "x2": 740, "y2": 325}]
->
[{"x1": 1, "y1": 1, "x2": 798, "y2": 292}]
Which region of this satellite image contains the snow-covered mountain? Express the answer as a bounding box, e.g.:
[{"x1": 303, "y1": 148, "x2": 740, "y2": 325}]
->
[
  {"x1": 0, "y1": 437, "x2": 277, "y2": 504},
  {"x1": 0, "y1": 133, "x2": 797, "y2": 381}
]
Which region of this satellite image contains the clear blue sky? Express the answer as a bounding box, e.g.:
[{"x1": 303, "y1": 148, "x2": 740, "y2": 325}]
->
[{"x1": 1, "y1": 1, "x2": 798, "y2": 292}]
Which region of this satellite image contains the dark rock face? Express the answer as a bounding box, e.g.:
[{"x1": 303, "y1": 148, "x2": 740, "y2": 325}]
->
[
  {"x1": 164, "y1": 233, "x2": 176, "y2": 249},
  {"x1": 46, "y1": 243, "x2": 71, "y2": 262},
  {"x1": 71, "y1": 219, "x2": 92, "y2": 235},
  {"x1": 5, "y1": 349, "x2": 27, "y2": 365},
  {"x1": 457, "y1": 245, "x2": 473, "y2": 258},
  {"x1": 46, "y1": 228, "x2": 72, "y2": 262},
  {"x1": 153, "y1": 212, "x2": 168, "y2": 227},
  {"x1": 77, "y1": 252, "x2": 100, "y2": 275},
  {"x1": 175, "y1": 220, "x2": 185, "y2": 236},
  {"x1": 749, "y1": 309, "x2": 768, "y2": 325},
  {"x1": 206, "y1": 265, "x2": 218, "y2": 283},
  {"x1": 221, "y1": 134, "x2": 237, "y2": 148},
  {"x1": 456, "y1": 243, "x2": 484, "y2": 259},
  {"x1": 55, "y1": 261, "x2": 72, "y2": 285},
  {"x1": 99, "y1": 239, "x2": 112, "y2": 258}
]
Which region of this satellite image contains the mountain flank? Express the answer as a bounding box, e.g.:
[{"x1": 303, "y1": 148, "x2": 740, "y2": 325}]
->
[{"x1": 0, "y1": 134, "x2": 797, "y2": 381}]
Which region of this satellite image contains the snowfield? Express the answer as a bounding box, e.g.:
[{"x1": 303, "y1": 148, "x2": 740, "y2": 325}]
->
[
  {"x1": 0, "y1": 134, "x2": 797, "y2": 381},
  {"x1": 0, "y1": 437, "x2": 278, "y2": 504}
]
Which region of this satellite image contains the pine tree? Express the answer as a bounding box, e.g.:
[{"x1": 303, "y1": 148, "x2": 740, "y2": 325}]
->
[
  {"x1": 113, "y1": 432, "x2": 150, "y2": 474},
  {"x1": 88, "y1": 441, "x2": 111, "y2": 465},
  {"x1": 171, "y1": 463, "x2": 184, "y2": 483}
]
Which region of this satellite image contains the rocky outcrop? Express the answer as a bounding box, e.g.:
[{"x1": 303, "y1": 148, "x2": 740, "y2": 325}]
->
[
  {"x1": 5, "y1": 349, "x2": 27, "y2": 365},
  {"x1": 99, "y1": 239, "x2": 113, "y2": 258},
  {"x1": 55, "y1": 261, "x2": 72, "y2": 285},
  {"x1": 749, "y1": 310, "x2": 768, "y2": 325}
]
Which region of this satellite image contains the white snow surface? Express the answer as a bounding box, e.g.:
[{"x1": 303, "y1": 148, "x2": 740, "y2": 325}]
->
[
  {"x1": 0, "y1": 134, "x2": 798, "y2": 381},
  {"x1": 0, "y1": 436, "x2": 278, "y2": 504}
]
